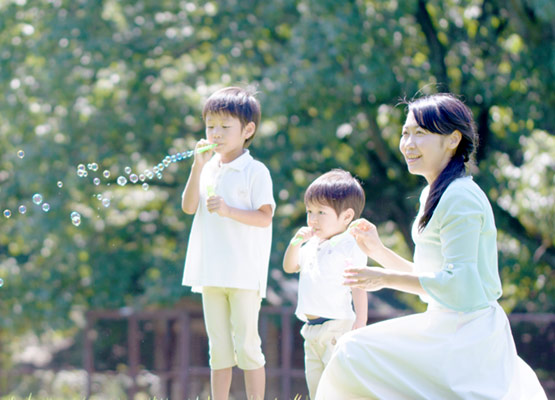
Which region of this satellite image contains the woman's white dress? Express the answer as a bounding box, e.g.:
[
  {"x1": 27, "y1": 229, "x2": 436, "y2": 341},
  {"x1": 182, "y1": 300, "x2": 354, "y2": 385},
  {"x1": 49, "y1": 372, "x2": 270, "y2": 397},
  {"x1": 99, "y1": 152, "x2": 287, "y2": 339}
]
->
[{"x1": 315, "y1": 177, "x2": 547, "y2": 400}]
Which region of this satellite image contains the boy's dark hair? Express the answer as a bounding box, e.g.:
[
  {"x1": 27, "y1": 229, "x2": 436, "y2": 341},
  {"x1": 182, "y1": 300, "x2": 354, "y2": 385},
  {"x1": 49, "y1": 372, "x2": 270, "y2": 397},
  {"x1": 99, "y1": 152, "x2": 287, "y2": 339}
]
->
[
  {"x1": 202, "y1": 86, "x2": 261, "y2": 148},
  {"x1": 304, "y1": 169, "x2": 365, "y2": 219}
]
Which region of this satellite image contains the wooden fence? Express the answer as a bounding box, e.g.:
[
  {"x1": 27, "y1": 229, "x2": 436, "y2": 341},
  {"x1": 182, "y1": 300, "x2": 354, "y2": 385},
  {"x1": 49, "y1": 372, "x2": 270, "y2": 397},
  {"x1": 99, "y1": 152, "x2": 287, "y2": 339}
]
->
[
  {"x1": 0, "y1": 305, "x2": 550, "y2": 399},
  {"x1": 83, "y1": 306, "x2": 555, "y2": 399},
  {"x1": 84, "y1": 304, "x2": 310, "y2": 399}
]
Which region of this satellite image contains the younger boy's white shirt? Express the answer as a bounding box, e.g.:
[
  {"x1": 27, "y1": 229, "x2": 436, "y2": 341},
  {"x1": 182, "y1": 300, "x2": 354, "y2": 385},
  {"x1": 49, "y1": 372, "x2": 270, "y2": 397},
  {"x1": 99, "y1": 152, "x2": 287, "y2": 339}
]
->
[
  {"x1": 295, "y1": 234, "x2": 367, "y2": 322},
  {"x1": 182, "y1": 150, "x2": 275, "y2": 297}
]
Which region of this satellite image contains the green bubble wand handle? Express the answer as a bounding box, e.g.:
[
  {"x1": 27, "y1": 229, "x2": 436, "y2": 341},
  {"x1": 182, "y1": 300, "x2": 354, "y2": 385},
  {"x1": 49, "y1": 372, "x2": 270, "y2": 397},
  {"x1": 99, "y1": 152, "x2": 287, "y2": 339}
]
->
[{"x1": 197, "y1": 143, "x2": 218, "y2": 154}]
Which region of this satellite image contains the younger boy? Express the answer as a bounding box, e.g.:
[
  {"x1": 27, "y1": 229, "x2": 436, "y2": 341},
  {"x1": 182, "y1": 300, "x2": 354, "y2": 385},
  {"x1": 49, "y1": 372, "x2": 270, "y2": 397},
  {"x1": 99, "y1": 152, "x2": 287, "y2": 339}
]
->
[
  {"x1": 182, "y1": 86, "x2": 275, "y2": 400},
  {"x1": 283, "y1": 169, "x2": 368, "y2": 399}
]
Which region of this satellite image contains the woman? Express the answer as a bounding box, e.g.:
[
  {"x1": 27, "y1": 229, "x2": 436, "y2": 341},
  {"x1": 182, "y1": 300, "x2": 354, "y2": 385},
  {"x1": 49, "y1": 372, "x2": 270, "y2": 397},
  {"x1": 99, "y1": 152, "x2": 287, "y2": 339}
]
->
[{"x1": 315, "y1": 94, "x2": 547, "y2": 399}]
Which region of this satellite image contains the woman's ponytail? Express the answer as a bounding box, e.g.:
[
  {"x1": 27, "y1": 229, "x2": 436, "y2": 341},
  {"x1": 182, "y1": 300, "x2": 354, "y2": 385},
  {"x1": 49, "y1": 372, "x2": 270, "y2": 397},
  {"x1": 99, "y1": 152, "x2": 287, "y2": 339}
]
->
[{"x1": 407, "y1": 94, "x2": 478, "y2": 232}]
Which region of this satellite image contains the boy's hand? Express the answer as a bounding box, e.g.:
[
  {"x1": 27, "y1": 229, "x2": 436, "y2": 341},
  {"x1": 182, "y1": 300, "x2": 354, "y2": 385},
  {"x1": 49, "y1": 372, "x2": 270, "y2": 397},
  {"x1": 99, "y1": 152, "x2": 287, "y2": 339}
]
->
[
  {"x1": 352, "y1": 318, "x2": 366, "y2": 330},
  {"x1": 290, "y1": 227, "x2": 314, "y2": 246},
  {"x1": 206, "y1": 195, "x2": 231, "y2": 217},
  {"x1": 193, "y1": 139, "x2": 215, "y2": 168}
]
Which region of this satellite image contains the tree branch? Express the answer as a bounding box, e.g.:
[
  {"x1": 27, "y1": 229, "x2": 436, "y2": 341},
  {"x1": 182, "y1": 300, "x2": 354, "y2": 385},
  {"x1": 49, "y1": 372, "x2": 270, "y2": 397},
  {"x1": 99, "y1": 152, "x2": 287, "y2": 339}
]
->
[{"x1": 416, "y1": 0, "x2": 450, "y2": 90}]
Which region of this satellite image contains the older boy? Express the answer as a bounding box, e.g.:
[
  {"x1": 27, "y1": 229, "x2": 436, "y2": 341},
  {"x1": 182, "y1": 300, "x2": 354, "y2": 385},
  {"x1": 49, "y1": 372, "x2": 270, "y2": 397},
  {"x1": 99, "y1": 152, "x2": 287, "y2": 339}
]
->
[
  {"x1": 182, "y1": 86, "x2": 275, "y2": 400},
  {"x1": 283, "y1": 169, "x2": 368, "y2": 399}
]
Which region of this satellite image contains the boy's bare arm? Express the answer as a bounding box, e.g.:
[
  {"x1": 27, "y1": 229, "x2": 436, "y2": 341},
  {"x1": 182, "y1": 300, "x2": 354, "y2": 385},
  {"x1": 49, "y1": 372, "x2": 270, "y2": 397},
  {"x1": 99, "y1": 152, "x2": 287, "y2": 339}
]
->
[
  {"x1": 228, "y1": 203, "x2": 273, "y2": 227},
  {"x1": 351, "y1": 287, "x2": 368, "y2": 330},
  {"x1": 181, "y1": 163, "x2": 203, "y2": 214},
  {"x1": 206, "y1": 198, "x2": 273, "y2": 227},
  {"x1": 182, "y1": 140, "x2": 214, "y2": 214},
  {"x1": 283, "y1": 227, "x2": 313, "y2": 274},
  {"x1": 283, "y1": 242, "x2": 301, "y2": 274}
]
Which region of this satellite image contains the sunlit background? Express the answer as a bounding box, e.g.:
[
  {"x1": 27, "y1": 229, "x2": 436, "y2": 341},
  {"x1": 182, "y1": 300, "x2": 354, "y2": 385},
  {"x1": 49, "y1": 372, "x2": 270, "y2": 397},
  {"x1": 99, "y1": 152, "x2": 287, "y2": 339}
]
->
[{"x1": 0, "y1": 0, "x2": 553, "y2": 398}]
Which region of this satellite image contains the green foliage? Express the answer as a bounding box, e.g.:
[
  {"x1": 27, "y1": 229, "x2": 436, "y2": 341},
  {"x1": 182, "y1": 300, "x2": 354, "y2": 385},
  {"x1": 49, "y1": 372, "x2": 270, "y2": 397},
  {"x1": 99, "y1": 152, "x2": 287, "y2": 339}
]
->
[{"x1": 0, "y1": 0, "x2": 553, "y2": 343}]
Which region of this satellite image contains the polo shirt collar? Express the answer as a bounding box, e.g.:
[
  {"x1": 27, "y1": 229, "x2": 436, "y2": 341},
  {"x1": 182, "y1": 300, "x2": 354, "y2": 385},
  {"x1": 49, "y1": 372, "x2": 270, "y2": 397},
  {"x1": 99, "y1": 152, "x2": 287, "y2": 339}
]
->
[{"x1": 215, "y1": 149, "x2": 253, "y2": 171}]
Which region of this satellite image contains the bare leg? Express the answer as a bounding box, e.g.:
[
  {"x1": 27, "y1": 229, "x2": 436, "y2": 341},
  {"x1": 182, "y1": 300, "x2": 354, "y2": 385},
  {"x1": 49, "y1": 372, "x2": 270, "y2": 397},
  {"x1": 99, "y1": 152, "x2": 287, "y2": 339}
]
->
[
  {"x1": 244, "y1": 366, "x2": 265, "y2": 400},
  {"x1": 211, "y1": 367, "x2": 232, "y2": 400}
]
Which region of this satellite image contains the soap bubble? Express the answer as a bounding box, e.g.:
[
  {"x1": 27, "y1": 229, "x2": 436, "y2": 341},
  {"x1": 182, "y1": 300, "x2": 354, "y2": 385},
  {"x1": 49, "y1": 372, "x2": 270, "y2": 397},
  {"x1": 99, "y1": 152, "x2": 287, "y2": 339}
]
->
[
  {"x1": 18, "y1": 205, "x2": 27, "y2": 214},
  {"x1": 77, "y1": 164, "x2": 86, "y2": 171},
  {"x1": 129, "y1": 174, "x2": 139, "y2": 184},
  {"x1": 163, "y1": 157, "x2": 171, "y2": 167},
  {"x1": 70, "y1": 211, "x2": 81, "y2": 226},
  {"x1": 57, "y1": 181, "x2": 63, "y2": 188},
  {"x1": 32, "y1": 193, "x2": 43, "y2": 205},
  {"x1": 145, "y1": 170, "x2": 154, "y2": 180},
  {"x1": 117, "y1": 176, "x2": 127, "y2": 186},
  {"x1": 176, "y1": 153, "x2": 183, "y2": 161},
  {"x1": 42, "y1": 203, "x2": 50, "y2": 212},
  {"x1": 139, "y1": 174, "x2": 145, "y2": 182},
  {"x1": 103, "y1": 170, "x2": 111, "y2": 179},
  {"x1": 93, "y1": 177, "x2": 101, "y2": 186},
  {"x1": 3, "y1": 209, "x2": 11, "y2": 218},
  {"x1": 102, "y1": 198, "x2": 110, "y2": 208},
  {"x1": 156, "y1": 172, "x2": 163, "y2": 179},
  {"x1": 89, "y1": 163, "x2": 98, "y2": 171},
  {"x1": 0, "y1": 278, "x2": 3, "y2": 287},
  {"x1": 124, "y1": 166, "x2": 132, "y2": 174},
  {"x1": 171, "y1": 155, "x2": 177, "y2": 163},
  {"x1": 96, "y1": 194, "x2": 103, "y2": 200},
  {"x1": 152, "y1": 166, "x2": 159, "y2": 174},
  {"x1": 142, "y1": 183, "x2": 149, "y2": 191},
  {"x1": 17, "y1": 150, "x2": 25, "y2": 158},
  {"x1": 157, "y1": 163, "x2": 164, "y2": 171}
]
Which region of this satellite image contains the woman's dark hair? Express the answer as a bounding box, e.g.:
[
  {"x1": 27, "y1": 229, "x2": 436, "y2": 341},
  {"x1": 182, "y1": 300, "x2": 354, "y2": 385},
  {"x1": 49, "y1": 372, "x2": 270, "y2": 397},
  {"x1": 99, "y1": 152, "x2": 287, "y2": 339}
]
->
[{"x1": 408, "y1": 94, "x2": 478, "y2": 232}]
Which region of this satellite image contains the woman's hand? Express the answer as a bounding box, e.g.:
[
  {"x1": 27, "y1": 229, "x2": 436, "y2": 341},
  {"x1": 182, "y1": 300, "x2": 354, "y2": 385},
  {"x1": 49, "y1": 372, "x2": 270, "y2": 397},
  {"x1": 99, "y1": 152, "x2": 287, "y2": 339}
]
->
[
  {"x1": 349, "y1": 218, "x2": 385, "y2": 258},
  {"x1": 343, "y1": 266, "x2": 389, "y2": 292}
]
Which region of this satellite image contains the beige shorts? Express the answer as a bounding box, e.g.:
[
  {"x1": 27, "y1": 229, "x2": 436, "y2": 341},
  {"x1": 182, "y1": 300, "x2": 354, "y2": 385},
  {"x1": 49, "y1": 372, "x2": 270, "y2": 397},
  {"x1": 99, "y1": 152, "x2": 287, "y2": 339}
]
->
[
  {"x1": 301, "y1": 319, "x2": 354, "y2": 399},
  {"x1": 201, "y1": 286, "x2": 265, "y2": 370}
]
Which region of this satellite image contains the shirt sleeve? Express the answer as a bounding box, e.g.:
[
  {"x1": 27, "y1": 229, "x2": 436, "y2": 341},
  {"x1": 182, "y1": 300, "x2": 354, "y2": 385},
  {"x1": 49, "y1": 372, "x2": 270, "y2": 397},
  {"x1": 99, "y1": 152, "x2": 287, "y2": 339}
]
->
[
  {"x1": 251, "y1": 163, "x2": 276, "y2": 213},
  {"x1": 352, "y1": 242, "x2": 368, "y2": 267},
  {"x1": 418, "y1": 185, "x2": 491, "y2": 312}
]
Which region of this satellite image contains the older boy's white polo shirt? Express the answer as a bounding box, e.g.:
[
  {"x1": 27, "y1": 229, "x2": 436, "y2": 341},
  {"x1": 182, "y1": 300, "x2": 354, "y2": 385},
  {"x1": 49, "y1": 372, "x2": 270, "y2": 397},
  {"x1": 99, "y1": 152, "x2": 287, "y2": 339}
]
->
[
  {"x1": 295, "y1": 234, "x2": 367, "y2": 322},
  {"x1": 182, "y1": 150, "x2": 275, "y2": 297}
]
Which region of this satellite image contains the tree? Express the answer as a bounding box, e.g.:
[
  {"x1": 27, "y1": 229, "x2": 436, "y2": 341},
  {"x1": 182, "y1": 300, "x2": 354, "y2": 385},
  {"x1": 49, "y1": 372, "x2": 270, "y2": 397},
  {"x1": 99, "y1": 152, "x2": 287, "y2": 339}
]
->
[{"x1": 0, "y1": 0, "x2": 552, "y2": 342}]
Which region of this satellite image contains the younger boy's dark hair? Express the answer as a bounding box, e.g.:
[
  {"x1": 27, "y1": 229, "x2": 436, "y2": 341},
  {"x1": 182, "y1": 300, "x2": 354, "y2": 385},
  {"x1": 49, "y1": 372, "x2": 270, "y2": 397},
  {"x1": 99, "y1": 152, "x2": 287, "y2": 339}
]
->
[
  {"x1": 202, "y1": 86, "x2": 261, "y2": 148},
  {"x1": 304, "y1": 169, "x2": 365, "y2": 219}
]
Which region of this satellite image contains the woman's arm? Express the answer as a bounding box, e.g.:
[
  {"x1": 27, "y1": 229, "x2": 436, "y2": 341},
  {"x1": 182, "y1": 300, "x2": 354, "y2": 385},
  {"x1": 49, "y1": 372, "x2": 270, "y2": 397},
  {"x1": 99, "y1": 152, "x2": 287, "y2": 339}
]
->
[
  {"x1": 349, "y1": 219, "x2": 414, "y2": 272},
  {"x1": 344, "y1": 266, "x2": 426, "y2": 296}
]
